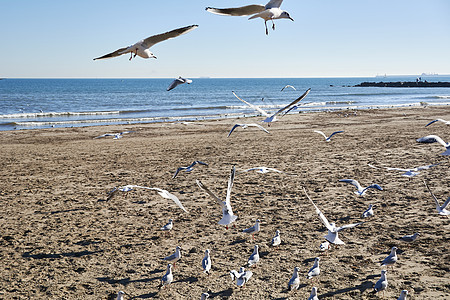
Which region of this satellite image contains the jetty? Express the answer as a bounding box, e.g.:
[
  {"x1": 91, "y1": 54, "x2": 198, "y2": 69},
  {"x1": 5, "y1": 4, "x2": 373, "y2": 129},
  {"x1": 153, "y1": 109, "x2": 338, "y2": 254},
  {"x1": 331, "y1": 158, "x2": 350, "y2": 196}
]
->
[{"x1": 354, "y1": 81, "x2": 450, "y2": 87}]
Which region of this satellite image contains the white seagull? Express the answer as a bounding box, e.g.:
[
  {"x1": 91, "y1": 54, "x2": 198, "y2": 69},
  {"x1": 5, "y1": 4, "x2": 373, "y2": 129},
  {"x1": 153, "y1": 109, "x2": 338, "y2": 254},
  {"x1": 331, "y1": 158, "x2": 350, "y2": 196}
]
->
[
  {"x1": 201, "y1": 292, "x2": 210, "y2": 300},
  {"x1": 196, "y1": 166, "x2": 238, "y2": 229},
  {"x1": 304, "y1": 188, "x2": 364, "y2": 245},
  {"x1": 227, "y1": 123, "x2": 270, "y2": 137},
  {"x1": 425, "y1": 118, "x2": 450, "y2": 127},
  {"x1": 319, "y1": 241, "x2": 330, "y2": 252},
  {"x1": 288, "y1": 267, "x2": 300, "y2": 291},
  {"x1": 362, "y1": 204, "x2": 374, "y2": 218},
  {"x1": 202, "y1": 249, "x2": 212, "y2": 274},
  {"x1": 380, "y1": 246, "x2": 398, "y2": 269},
  {"x1": 163, "y1": 246, "x2": 182, "y2": 267},
  {"x1": 271, "y1": 230, "x2": 281, "y2": 247},
  {"x1": 308, "y1": 287, "x2": 319, "y2": 300},
  {"x1": 230, "y1": 267, "x2": 253, "y2": 287},
  {"x1": 94, "y1": 131, "x2": 133, "y2": 139},
  {"x1": 372, "y1": 162, "x2": 440, "y2": 177},
  {"x1": 106, "y1": 185, "x2": 188, "y2": 213},
  {"x1": 400, "y1": 232, "x2": 420, "y2": 243},
  {"x1": 160, "y1": 264, "x2": 174, "y2": 289},
  {"x1": 160, "y1": 219, "x2": 173, "y2": 233},
  {"x1": 239, "y1": 166, "x2": 290, "y2": 175},
  {"x1": 167, "y1": 76, "x2": 193, "y2": 91},
  {"x1": 306, "y1": 257, "x2": 320, "y2": 280},
  {"x1": 206, "y1": 0, "x2": 293, "y2": 35},
  {"x1": 247, "y1": 245, "x2": 260, "y2": 267},
  {"x1": 416, "y1": 135, "x2": 450, "y2": 155},
  {"x1": 116, "y1": 291, "x2": 125, "y2": 300},
  {"x1": 281, "y1": 84, "x2": 296, "y2": 92},
  {"x1": 339, "y1": 179, "x2": 383, "y2": 196},
  {"x1": 232, "y1": 88, "x2": 311, "y2": 125},
  {"x1": 313, "y1": 130, "x2": 344, "y2": 142},
  {"x1": 423, "y1": 180, "x2": 450, "y2": 216},
  {"x1": 172, "y1": 160, "x2": 208, "y2": 179},
  {"x1": 94, "y1": 25, "x2": 198, "y2": 61},
  {"x1": 398, "y1": 290, "x2": 409, "y2": 300},
  {"x1": 243, "y1": 219, "x2": 261, "y2": 240},
  {"x1": 373, "y1": 270, "x2": 388, "y2": 296}
]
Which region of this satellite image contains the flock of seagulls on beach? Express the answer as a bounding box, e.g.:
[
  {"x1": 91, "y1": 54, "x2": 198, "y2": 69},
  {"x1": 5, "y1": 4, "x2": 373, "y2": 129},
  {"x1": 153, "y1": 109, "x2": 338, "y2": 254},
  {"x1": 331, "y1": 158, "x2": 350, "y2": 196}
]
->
[{"x1": 88, "y1": 1, "x2": 450, "y2": 299}]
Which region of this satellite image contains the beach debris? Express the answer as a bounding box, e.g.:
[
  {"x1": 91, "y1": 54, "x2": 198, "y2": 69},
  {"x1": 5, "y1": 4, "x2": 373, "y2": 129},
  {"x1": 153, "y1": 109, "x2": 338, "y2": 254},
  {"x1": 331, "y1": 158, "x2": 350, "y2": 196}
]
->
[
  {"x1": 271, "y1": 230, "x2": 281, "y2": 247},
  {"x1": 308, "y1": 286, "x2": 319, "y2": 300},
  {"x1": 94, "y1": 131, "x2": 133, "y2": 139},
  {"x1": 313, "y1": 130, "x2": 344, "y2": 142},
  {"x1": 339, "y1": 179, "x2": 383, "y2": 197},
  {"x1": 416, "y1": 135, "x2": 450, "y2": 155},
  {"x1": 423, "y1": 180, "x2": 450, "y2": 216},
  {"x1": 243, "y1": 219, "x2": 261, "y2": 240},
  {"x1": 205, "y1": 0, "x2": 293, "y2": 35},
  {"x1": 94, "y1": 25, "x2": 198, "y2": 61},
  {"x1": 163, "y1": 246, "x2": 182, "y2": 267},
  {"x1": 230, "y1": 267, "x2": 253, "y2": 287},
  {"x1": 106, "y1": 185, "x2": 188, "y2": 213},
  {"x1": 304, "y1": 188, "x2": 364, "y2": 245},
  {"x1": 288, "y1": 267, "x2": 300, "y2": 291},
  {"x1": 172, "y1": 160, "x2": 208, "y2": 179},
  {"x1": 362, "y1": 204, "x2": 374, "y2": 218},
  {"x1": 227, "y1": 123, "x2": 270, "y2": 137},
  {"x1": 232, "y1": 88, "x2": 310, "y2": 125},
  {"x1": 247, "y1": 245, "x2": 260, "y2": 267},
  {"x1": 372, "y1": 270, "x2": 388, "y2": 296},
  {"x1": 380, "y1": 246, "x2": 398, "y2": 270},
  {"x1": 160, "y1": 264, "x2": 174, "y2": 289},
  {"x1": 167, "y1": 76, "x2": 192, "y2": 91},
  {"x1": 196, "y1": 166, "x2": 238, "y2": 229},
  {"x1": 425, "y1": 118, "x2": 450, "y2": 127},
  {"x1": 281, "y1": 84, "x2": 296, "y2": 91},
  {"x1": 306, "y1": 257, "x2": 320, "y2": 280},
  {"x1": 202, "y1": 249, "x2": 211, "y2": 274}
]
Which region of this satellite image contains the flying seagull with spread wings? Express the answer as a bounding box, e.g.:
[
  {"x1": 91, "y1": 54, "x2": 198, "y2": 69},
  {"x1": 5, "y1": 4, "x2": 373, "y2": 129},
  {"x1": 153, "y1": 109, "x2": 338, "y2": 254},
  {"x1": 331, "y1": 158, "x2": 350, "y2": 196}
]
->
[
  {"x1": 304, "y1": 188, "x2": 364, "y2": 244},
  {"x1": 425, "y1": 118, "x2": 450, "y2": 127},
  {"x1": 167, "y1": 77, "x2": 193, "y2": 91},
  {"x1": 423, "y1": 180, "x2": 450, "y2": 216},
  {"x1": 227, "y1": 123, "x2": 270, "y2": 137},
  {"x1": 94, "y1": 25, "x2": 198, "y2": 61},
  {"x1": 416, "y1": 135, "x2": 450, "y2": 155},
  {"x1": 172, "y1": 160, "x2": 208, "y2": 179},
  {"x1": 206, "y1": 0, "x2": 293, "y2": 35},
  {"x1": 232, "y1": 88, "x2": 311, "y2": 126},
  {"x1": 313, "y1": 130, "x2": 344, "y2": 142}
]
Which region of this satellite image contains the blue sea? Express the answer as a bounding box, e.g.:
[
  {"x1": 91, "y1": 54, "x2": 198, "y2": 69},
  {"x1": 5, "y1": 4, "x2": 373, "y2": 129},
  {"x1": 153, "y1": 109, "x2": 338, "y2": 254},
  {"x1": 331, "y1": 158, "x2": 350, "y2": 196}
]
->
[{"x1": 1, "y1": 76, "x2": 450, "y2": 131}]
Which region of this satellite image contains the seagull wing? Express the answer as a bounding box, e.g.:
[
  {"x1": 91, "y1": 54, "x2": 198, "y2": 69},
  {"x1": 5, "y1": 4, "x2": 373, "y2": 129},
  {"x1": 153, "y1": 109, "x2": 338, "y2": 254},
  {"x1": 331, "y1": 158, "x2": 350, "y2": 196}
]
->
[
  {"x1": 339, "y1": 179, "x2": 363, "y2": 192},
  {"x1": 328, "y1": 130, "x2": 345, "y2": 139},
  {"x1": 303, "y1": 188, "x2": 333, "y2": 231},
  {"x1": 423, "y1": 180, "x2": 441, "y2": 208},
  {"x1": 416, "y1": 163, "x2": 440, "y2": 171},
  {"x1": 227, "y1": 124, "x2": 241, "y2": 137},
  {"x1": 281, "y1": 84, "x2": 296, "y2": 92},
  {"x1": 441, "y1": 197, "x2": 450, "y2": 209},
  {"x1": 225, "y1": 166, "x2": 236, "y2": 206},
  {"x1": 232, "y1": 91, "x2": 270, "y2": 117},
  {"x1": 93, "y1": 47, "x2": 131, "y2": 60},
  {"x1": 167, "y1": 78, "x2": 183, "y2": 91},
  {"x1": 106, "y1": 187, "x2": 119, "y2": 201},
  {"x1": 206, "y1": 5, "x2": 265, "y2": 16},
  {"x1": 94, "y1": 133, "x2": 115, "y2": 139},
  {"x1": 313, "y1": 130, "x2": 327, "y2": 139},
  {"x1": 265, "y1": 0, "x2": 284, "y2": 9},
  {"x1": 194, "y1": 160, "x2": 208, "y2": 166},
  {"x1": 172, "y1": 167, "x2": 185, "y2": 179},
  {"x1": 142, "y1": 25, "x2": 199, "y2": 48},
  {"x1": 270, "y1": 88, "x2": 311, "y2": 118},
  {"x1": 248, "y1": 123, "x2": 270, "y2": 134},
  {"x1": 196, "y1": 179, "x2": 225, "y2": 209},
  {"x1": 138, "y1": 186, "x2": 188, "y2": 213},
  {"x1": 432, "y1": 135, "x2": 449, "y2": 148},
  {"x1": 335, "y1": 222, "x2": 364, "y2": 232},
  {"x1": 425, "y1": 119, "x2": 440, "y2": 127}
]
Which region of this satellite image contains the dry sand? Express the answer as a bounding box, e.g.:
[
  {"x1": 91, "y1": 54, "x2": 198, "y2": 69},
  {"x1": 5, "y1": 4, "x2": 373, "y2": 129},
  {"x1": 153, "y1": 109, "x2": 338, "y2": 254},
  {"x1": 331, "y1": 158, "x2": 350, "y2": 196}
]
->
[{"x1": 0, "y1": 106, "x2": 449, "y2": 299}]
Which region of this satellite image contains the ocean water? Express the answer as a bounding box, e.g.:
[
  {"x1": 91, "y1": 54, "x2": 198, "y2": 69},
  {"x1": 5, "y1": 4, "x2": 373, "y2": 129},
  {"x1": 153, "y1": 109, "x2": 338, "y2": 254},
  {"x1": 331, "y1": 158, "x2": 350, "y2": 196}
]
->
[{"x1": 1, "y1": 76, "x2": 450, "y2": 131}]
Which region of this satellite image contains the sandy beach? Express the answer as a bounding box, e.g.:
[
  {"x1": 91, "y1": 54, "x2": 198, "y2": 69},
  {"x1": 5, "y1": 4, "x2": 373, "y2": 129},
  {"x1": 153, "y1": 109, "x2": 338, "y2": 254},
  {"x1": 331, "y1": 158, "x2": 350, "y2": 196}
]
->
[{"x1": 0, "y1": 106, "x2": 449, "y2": 299}]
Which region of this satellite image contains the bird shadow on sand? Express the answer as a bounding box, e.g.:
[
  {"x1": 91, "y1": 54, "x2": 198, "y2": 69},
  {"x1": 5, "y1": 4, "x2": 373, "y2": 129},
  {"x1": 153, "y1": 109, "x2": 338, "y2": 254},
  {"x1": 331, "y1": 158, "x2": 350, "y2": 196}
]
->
[
  {"x1": 96, "y1": 274, "x2": 162, "y2": 286},
  {"x1": 23, "y1": 249, "x2": 103, "y2": 259},
  {"x1": 319, "y1": 280, "x2": 374, "y2": 298},
  {"x1": 173, "y1": 276, "x2": 199, "y2": 284},
  {"x1": 229, "y1": 238, "x2": 247, "y2": 246},
  {"x1": 207, "y1": 288, "x2": 234, "y2": 298}
]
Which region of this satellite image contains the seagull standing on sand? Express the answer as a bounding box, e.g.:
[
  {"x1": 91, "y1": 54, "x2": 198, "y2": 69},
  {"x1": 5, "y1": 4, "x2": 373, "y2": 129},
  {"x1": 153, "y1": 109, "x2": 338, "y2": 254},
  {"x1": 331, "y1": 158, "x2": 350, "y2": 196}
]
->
[
  {"x1": 232, "y1": 88, "x2": 311, "y2": 125},
  {"x1": 247, "y1": 245, "x2": 260, "y2": 267},
  {"x1": 306, "y1": 257, "x2": 320, "y2": 280},
  {"x1": 106, "y1": 185, "x2": 188, "y2": 213},
  {"x1": 116, "y1": 291, "x2": 125, "y2": 300},
  {"x1": 425, "y1": 118, "x2": 450, "y2": 127},
  {"x1": 243, "y1": 219, "x2": 261, "y2": 239},
  {"x1": 271, "y1": 230, "x2": 281, "y2": 247},
  {"x1": 398, "y1": 290, "x2": 409, "y2": 300},
  {"x1": 230, "y1": 267, "x2": 253, "y2": 287},
  {"x1": 227, "y1": 123, "x2": 270, "y2": 137},
  {"x1": 400, "y1": 233, "x2": 420, "y2": 243},
  {"x1": 416, "y1": 135, "x2": 450, "y2": 155},
  {"x1": 196, "y1": 166, "x2": 238, "y2": 229},
  {"x1": 160, "y1": 219, "x2": 173, "y2": 233},
  {"x1": 423, "y1": 180, "x2": 450, "y2": 216},
  {"x1": 172, "y1": 160, "x2": 208, "y2": 179},
  {"x1": 381, "y1": 246, "x2": 398, "y2": 270},
  {"x1": 206, "y1": 0, "x2": 294, "y2": 35},
  {"x1": 304, "y1": 188, "x2": 364, "y2": 245},
  {"x1": 94, "y1": 25, "x2": 198, "y2": 61},
  {"x1": 308, "y1": 287, "x2": 319, "y2": 300},
  {"x1": 94, "y1": 131, "x2": 133, "y2": 139},
  {"x1": 288, "y1": 267, "x2": 300, "y2": 291},
  {"x1": 163, "y1": 246, "x2": 182, "y2": 267},
  {"x1": 319, "y1": 241, "x2": 330, "y2": 253},
  {"x1": 167, "y1": 76, "x2": 193, "y2": 91},
  {"x1": 373, "y1": 270, "x2": 388, "y2": 296},
  {"x1": 339, "y1": 179, "x2": 383, "y2": 197},
  {"x1": 362, "y1": 204, "x2": 374, "y2": 218},
  {"x1": 313, "y1": 130, "x2": 344, "y2": 142},
  {"x1": 160, "y1": 264, "x2": 174, "y2": 289},
  {"x1": 202, "y1": 249, "x2": 212, "y2": 274}
]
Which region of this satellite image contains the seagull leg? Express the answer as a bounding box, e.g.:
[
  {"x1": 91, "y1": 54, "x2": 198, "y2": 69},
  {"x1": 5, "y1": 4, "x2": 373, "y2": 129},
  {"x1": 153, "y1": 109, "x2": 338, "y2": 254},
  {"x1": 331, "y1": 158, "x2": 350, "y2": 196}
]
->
[
  {"x1": 265, "y1": 20, "x2": 269, "y2": 35},
  {"x1": 129, "y1": 52, "x2": 133, "y2": 61},
  {"x1": 271, "y1": 18, "x2": 275, "y2": 30}
]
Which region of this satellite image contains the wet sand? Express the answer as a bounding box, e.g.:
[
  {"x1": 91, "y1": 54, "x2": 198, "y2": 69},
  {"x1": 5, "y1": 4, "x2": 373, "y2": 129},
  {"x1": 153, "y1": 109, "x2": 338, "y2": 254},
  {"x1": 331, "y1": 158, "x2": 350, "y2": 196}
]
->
[{"x1": 0, "y1": 106, "x2": 449, "y2": 299}]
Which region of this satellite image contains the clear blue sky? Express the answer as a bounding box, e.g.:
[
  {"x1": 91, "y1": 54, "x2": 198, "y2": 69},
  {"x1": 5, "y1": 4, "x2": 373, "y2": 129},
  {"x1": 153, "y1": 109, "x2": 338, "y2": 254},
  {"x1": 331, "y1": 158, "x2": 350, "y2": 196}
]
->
[{"x1": 1, "y1": 0, "x2": 449, "y2": 78}]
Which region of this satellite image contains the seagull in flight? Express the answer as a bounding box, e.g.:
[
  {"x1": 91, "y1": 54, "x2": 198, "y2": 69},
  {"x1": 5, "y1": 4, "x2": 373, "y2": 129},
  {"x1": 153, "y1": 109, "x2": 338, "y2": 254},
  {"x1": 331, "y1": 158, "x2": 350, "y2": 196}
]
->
[
  {"x1": 425, "y1": 118, "x2": 450, "y2": 127},
  {"x1": 239, "y1": 166, "x2": 290, "y2": 175},
  {"x1": 196, "y1": 166, "x2": 238, "y2": 229},
  {"x1": 304, "y1": 188, "x2": 364, "y2": 245},
  {"x1": 94, "y1": 131, "x2": 133, "y2": 139},
  {"x1": 423, "y1": 180, "x2": 450, "y2": 217},
  {"x1": 281, "y1": 84, "x2": 296, "y2": 92},
  {"x1": 167, "y1": 76, "x2": 192, "y2": 91},
  {"x1": 313, "y1": 130, "x2": 344, "y2": 142},
  {"x1": 206, "y1": 0, "x2": 293, "y2": 35},
  {"x1": 416, "y1": 135, "x2": 450, "y2": 155},
  {"x1": 232, "y1": 88, "x2": 311, "y2": 125},
  {"x1": 227, "y1": 123, "x2": 270, "y2": 137},
  {"x1": 368, "y1": 162, "x2": 440, "y2": 177},
  {"x1": 106, "y1": 185, "x2": 188, "y2": 213},
  {"x1": 339, "y1": 179, "x2": 383, "y2": 196},
  {"x1": 94, "y1": 25, "x2": 198, "y2": 61},
  {"x1": 172, "y1": 160, "x2": 208, "y2": 179}
]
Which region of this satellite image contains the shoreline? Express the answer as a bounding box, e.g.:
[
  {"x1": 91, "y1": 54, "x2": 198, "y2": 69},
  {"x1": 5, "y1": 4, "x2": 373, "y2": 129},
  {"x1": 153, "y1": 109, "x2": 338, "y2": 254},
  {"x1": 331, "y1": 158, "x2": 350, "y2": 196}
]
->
[{"x1": 1, "y1": 106, "x2": 449, "y2": 299}]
